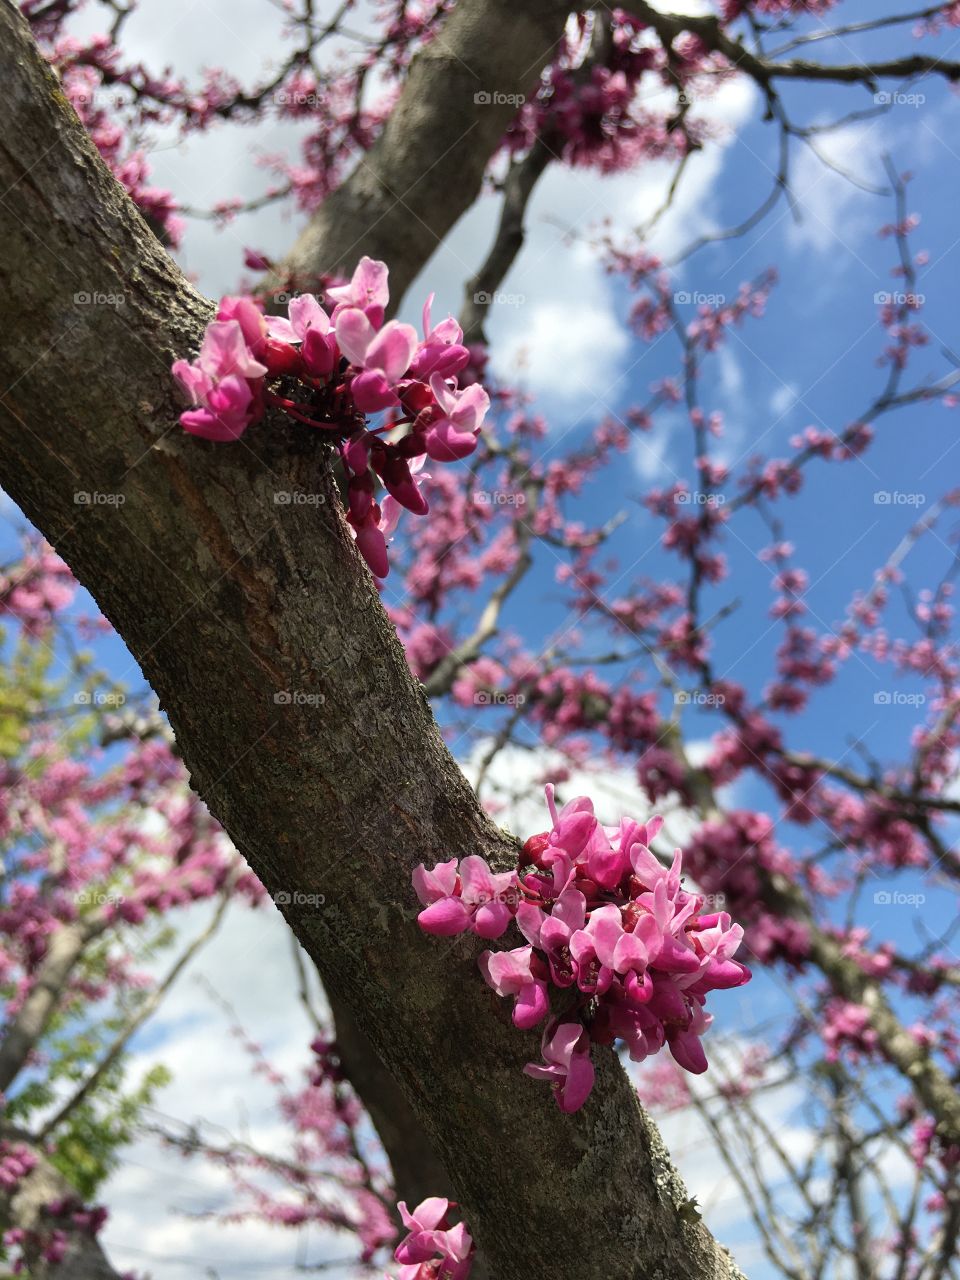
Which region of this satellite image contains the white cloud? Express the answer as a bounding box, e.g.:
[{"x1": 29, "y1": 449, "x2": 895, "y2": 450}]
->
[
  {"x1": 769, "y1": 381, "x2": 799, "y2": 419},
  {"x1": 632, "y1": 418, "x2": 684, "y2": 483},
  {"x1": 785, "y1": 124, "x2": 887, "y2": 259},
  {"x1": 493, "y1": 296, "x2": 630, "y2": 402},
  {"x1": 98, "y1": 899, "x2": 345, "y2": 1278},
  {"x1": 407, "y1": 75, "x2": 759, "y2": 424}
]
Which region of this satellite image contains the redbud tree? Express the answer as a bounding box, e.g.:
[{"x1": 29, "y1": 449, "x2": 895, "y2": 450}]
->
[{"x1": 1, "y1": 1, "x2": 960, "y2": 1278}]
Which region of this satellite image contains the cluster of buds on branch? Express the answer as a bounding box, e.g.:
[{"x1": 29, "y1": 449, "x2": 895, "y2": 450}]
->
[
  {"x1": 414, "y1": 786, "x2": 751, "y2": 1113},
  {"x1": 171, "y1": 258, "x2": 490, "y2": 577}
]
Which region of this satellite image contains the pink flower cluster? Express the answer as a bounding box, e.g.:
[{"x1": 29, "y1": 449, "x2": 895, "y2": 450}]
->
[
  {"x1": 172, "y1": 257, "x2": 490, "y2": 577},
  {"x1": 393, "y1": 1197, "x2": 474, "y2": 1280},
  {"x1": 0, "y1": 1142, "x2": 37, "y2": 1190},
  {"x1": 413, "y1": 786, "x2": 751, "y2": 1113},
  {"x1": 3, "y1": 1196, "x2": 108, "y2": 1273}
]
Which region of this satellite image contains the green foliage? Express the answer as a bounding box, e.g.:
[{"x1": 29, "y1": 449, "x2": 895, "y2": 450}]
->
[
  {"x1": 0, "y1": 604, "x2": 182, "y2": 1203},
  {"x1": 49, "y1": 1061, "x2": 172, "y2": 1199}
]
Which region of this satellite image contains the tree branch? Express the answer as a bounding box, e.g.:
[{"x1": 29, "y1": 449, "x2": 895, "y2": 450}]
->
[
  {"x1": 0, "y1": 5, "x2": 746, "y2": 1276},
  {"x1": 275, "y1": 0, "x2": 575, "y2": 305}
]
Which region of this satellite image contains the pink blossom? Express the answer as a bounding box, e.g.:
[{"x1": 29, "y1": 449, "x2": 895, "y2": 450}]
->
[
  {"x1": 478, "y1": 945, "x2": 548, "y2": 1029},
  {"x1": 172, "y1": 260, "x2": 493, "y2": 578},
  {"x1": 394, "y1": 1197, "x2": 474, "y2": 1280},
  {"x1": 172, "y1": 318, "x2": 266, "y2": 441},
  {"x1": 424, "y1": 374, "x2": 490, "y2": 460},
  {"x1": 523, "y1": 1020, "x2": 595, "y2": 1114},
  {"x1": 336, "y1": 310, "x2": 418, "y2": 411},
  {"x1": 326, "y1": 255, "x2": 390, "y2": 325},
  {"x1": 413, "y1": 855, "x2": 517, "y2": 939},
  {"x1": 407, "y1": 294, "x2": 471, "y2": 379},
  {"x1": 415, "y1": 786, "x2": 751, "y2": 1113}
]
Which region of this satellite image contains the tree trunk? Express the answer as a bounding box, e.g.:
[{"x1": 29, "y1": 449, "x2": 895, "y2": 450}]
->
[
  {"x1": 0, "y1": 1139, "x2": 121, "y2": 1280},
  {"x1": 0, "y1": 5, "x2": 746, "y2": 1276}
]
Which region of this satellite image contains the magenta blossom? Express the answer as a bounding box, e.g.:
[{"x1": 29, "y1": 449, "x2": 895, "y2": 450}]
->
[
  {"x1": 171, "y1": 257, "x2": 492, "y2": 578},
  {"x1": 326, "y1": 254, "x2": 390, "y2": 326},
  {"x1": 394, "y1": 1197, "x2": 474, "y2": 1280},
  {"x1": 478, "y1": 945, "x2": 548, "y2": 1029},
  {"x1": 413, "y1": 855, "x2": 517, "y2": 939},
  {"x1": 425, "y1": 375, "x2": 490, "y2": 461},
  {"x1": 172, "y1": 319, "x2": 266, "y2": 441},
  {"x1": 413, "y1": 785, "x2": 751, "y2": 1112},
  {"x1": 407, "y1": 294, "x2": 471, "y2": 379},
  {"x1": 523, "y1": 1019, "x2": 595, "y2": 1114},
  {"x1": 335, "y1": 310, "x2": 418, "y2": 412}
]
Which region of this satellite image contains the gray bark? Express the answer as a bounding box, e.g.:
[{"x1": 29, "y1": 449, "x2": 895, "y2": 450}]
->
[
  {"x1": 0, "y1": 3, "x2": 746, "y2": 1276},
  {"x1": 276, "y1": 0, "x2": 573, "y2": 302},
  {"x1": 0, "y1": 924, "x2": 98, "y2": 1095},
  {"x1": 0, "y1": 1139, "x2": 119, "y2": 1280}
]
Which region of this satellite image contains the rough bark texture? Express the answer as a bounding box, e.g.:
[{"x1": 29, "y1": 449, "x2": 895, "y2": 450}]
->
[
  {"x1": 327, "y1": 990, "x2": 454, "y2": 1208},
  {"x1": 0, "y1": 4, "x2": 748, "y2": 1276},
  {"x1": 0, "y1": 1140, "x2": 121, "y2": 1280},
  {"x1": 0, "y1": 923, "x2": 98, "y2": 1094}
]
